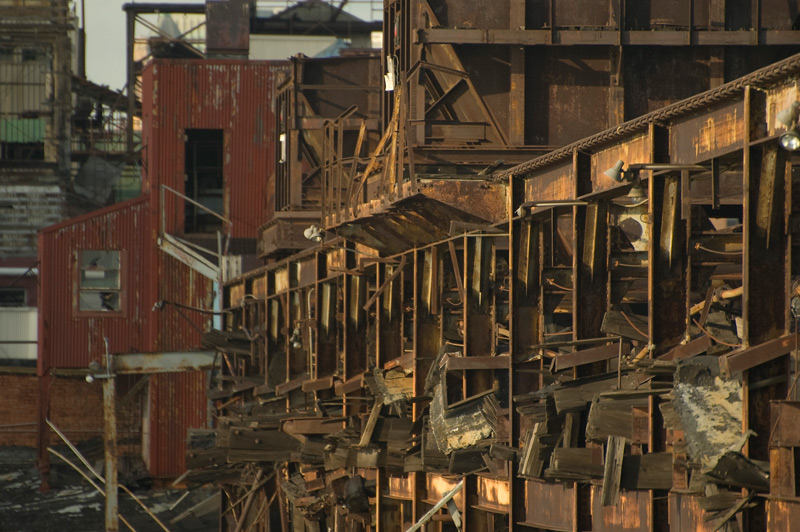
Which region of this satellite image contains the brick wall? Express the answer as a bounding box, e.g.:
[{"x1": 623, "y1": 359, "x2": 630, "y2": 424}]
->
[{"x1": 0, "y1": 373, "x2": 104, "y2": 448}]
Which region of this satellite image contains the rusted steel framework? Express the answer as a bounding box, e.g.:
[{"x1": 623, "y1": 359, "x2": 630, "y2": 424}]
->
[
  {"x1": 260, "y1": 53, "x2": 383, "y2": 260},
  {"x1": 321, "y1": 0, "x2": 800, "y2": 240},
  {"x1": 197, "y1": 51, "x2": 800, "y2": 531}
]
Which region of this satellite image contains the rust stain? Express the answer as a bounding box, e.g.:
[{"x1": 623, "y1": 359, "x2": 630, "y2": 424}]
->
[
  {"x1": 592, "y1": 134, "x2": 652, "y2": 194},
  {"x1": 693, "y1": 111, "x2": 743, "y2": 158},
  {"x1": 426, "y1": 474, "x2": 464, "y2": 506},
  {"x1": 525, "y1": 161, "x2": 574, "y2": 202},
  {"x1": 477, "y1": 476, "x2": 510, "y2": 510}
]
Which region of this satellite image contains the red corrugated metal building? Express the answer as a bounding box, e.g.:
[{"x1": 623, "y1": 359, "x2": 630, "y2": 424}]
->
[
  {"x1": 141, "y1": 59, "x2": 287, "y2": 236},
  {"x1": 38, "y1": 59, "x2": 284, "y2": 479}
]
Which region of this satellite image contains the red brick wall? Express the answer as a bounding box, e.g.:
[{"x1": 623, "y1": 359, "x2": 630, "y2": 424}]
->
[{"x1": 0, "y1": 373, "x2": 103, "y2": 448}]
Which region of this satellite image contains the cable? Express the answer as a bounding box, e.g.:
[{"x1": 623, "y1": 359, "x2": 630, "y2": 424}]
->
[
  {"x1": 545, "y1": 278, "x2": 572, "y2": 291},
  {"x1": 620, "y1": 310, "x2": 649, "y2": 340},
  {"x1": 694, "y1": 243, "x2": 743, "y2": 256},
  {"x1": 692, "y1": 318, "x2": 742, "y2": 348}
]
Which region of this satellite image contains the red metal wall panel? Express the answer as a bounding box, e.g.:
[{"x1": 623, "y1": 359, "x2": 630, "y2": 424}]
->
[
  {"x1": 141, "y1": 59, "x2": 287, "y2": 238},
  {"x1": 155, "y1": 253, "x2": 211, "y2": 351},
  {"x1": 38, "y1": 197, "x2": 154, "y2": 371},
  {"x1": 147, "y1": 371, "x2": 208, "y2": 477}
]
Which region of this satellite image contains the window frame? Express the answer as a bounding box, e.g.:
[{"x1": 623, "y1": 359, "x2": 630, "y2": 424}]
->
[{"x1": 75, "y1": 249, "x2": 125, "y2": 317}]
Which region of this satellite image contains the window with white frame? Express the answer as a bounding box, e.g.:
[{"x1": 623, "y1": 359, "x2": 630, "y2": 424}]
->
[{"x1": 78, "y1": 250, "x2": 121, "y2": 312}]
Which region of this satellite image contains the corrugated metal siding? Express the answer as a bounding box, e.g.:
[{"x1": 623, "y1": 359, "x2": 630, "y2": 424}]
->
[
  {"x1": 142, "y1": 59, "x2": 287, "y2": 238},
  {"x1": 147, "y1": 371, "x2": 208, "y2": 477},
  {"x1": 156, "y1": 252, "x2": 210, "y2": 351},
  {"x1": 38, "y1": 196, "x2": 153, "y2": 371}
]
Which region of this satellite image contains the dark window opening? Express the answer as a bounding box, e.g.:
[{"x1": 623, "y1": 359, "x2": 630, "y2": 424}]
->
[
  {"x1": 184, "y1": 129, "x2": 224, "y2": 234},
  {"x1": 21, "y1": 48, "x2": 45, "y2": 62},
  {"x1": 0, "y1": 288, "x2": 26, "y2": 307},
  {"x1": 1, "y1": 142, "x2": 44, "y2": 161}
]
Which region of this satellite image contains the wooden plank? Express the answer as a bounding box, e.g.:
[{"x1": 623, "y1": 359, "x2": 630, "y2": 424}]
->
[
  {"x1": 281, "y1": 417, "x2": 347, "y2": 436},
  {"x1": 601, "y1": 435, "x2": 626, "y2": 507},
  {"x1": 554, "y1": 342, "x2": 620, "y2": 371},
  {"x1": 620, "y1": 453, "x2": 673, "y2": 490},
  {"x1": 358, "y1": 398, "x2": 383, "y2": 447},
  {"x1": 551, "y1": 447, "x2": 603, "y2": 477},
  {"x1": 334, "y1": 373, "x2": 365, "y2": 395},
  {"x1": 301, "y1": 375, "x2": 335, "y2": 392},
  {"x1": 445, "y1": 354, "x2": 510, "y2": 371},
  {"x1": 719, "y1": 334, "x2": 796, "y2": 376},
  {"x1": 275, "y1": 374, "x2": 310, "y2": 396},
  {"x1": 658, "y1": 335, "x2": 712, "y2": 361}
]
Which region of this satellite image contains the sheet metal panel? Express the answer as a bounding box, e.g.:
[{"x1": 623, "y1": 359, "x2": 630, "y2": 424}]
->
[
  {"x1": 141, "y1": 59, "x2": 287, "y2": 238},
  {"x1": 155, "y1": 252, "x2": 210, "y2": 352},
  {"x1": 591, "y1": 486, "x2": 651, "y2": 532},
  {"x1": 526, "y1": 49, "x2": 612, "y2": 147},
  {"x1": 147, "y1": 371, "x2": 208, "y2": 477},
  {"x1": 424, "y1": 474, "x2": 464, "y2": 507},
  {"x1": 525, "y1": 161, "x2": 575, "y2": 202},
  {"x1": 591, "y1": 133, "x2": 652, "y2": 194},
  {"x1": 669, "y1": 493, "x2": 732, "y2": 532},
  {"x1": 669, "y1": 99, "x2": 746, "y2": 164},
  {"x1": 38, "y1": 197, "x2": 154, "y2": 371},
  {"x1": 768, "y1": 499, "x2": 800, "y2": 531},
  {"x1": 474, "y1": 476, "x2": 509, "y2": 513},
  {"x1": 523, "y1": 480, "x2": 574, "y2": 531}
]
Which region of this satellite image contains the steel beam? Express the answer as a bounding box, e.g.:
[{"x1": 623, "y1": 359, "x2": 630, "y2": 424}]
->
[{"x1": 113, "y1": 350, "x2": 216, "y2": 374}]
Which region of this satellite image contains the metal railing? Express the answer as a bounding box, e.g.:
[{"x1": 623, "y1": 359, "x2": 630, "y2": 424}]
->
[{"x1": 321, "y1": 77, "x2": 417, "y2": 227}]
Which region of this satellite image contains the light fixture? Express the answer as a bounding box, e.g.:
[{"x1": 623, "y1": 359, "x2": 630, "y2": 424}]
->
[
  {"x1": 777, "y1": 101, "x2": 800, "y2": 128},
  {"x1": 304, "y1": 225, "x2": 324, "y2": 243},
  {"x1": 85, "y1": 359, "x2": 111, "y2": 383},
  {"x1": 777, "y1": 101, "x2": 800, "y2": 152},
  {"x1": 604, "y1": 159, "x2": 626, "y2": 182},
  {"x1": 781, "y1": 130, "x2": 800, "y2": 151},
  {"x1": 290, "y1": 327, "x2": 303, "y2": 349}
]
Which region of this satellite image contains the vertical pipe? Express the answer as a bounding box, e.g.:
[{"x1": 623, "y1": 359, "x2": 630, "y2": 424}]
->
[{"x1": 103, "y1": 376, "x2": 119, "y2": 532}]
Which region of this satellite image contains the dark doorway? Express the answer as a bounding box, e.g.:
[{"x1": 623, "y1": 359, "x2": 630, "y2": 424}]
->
[{"x1": 184, "y1": 129, "x2": 223, "y2": 233}]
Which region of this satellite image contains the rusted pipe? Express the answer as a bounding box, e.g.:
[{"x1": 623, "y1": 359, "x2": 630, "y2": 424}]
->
[{"x1": 689, "y1": 285, "x2": 743, "y2": 316}]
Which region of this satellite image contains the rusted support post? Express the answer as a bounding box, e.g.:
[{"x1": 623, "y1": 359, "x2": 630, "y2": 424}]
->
[
  {"x1": 36, "y1": 372, "x2": 52, "y2": 491},
  {"x1": 103, "y1": 375, "x2": 119, "y2": 532}
]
